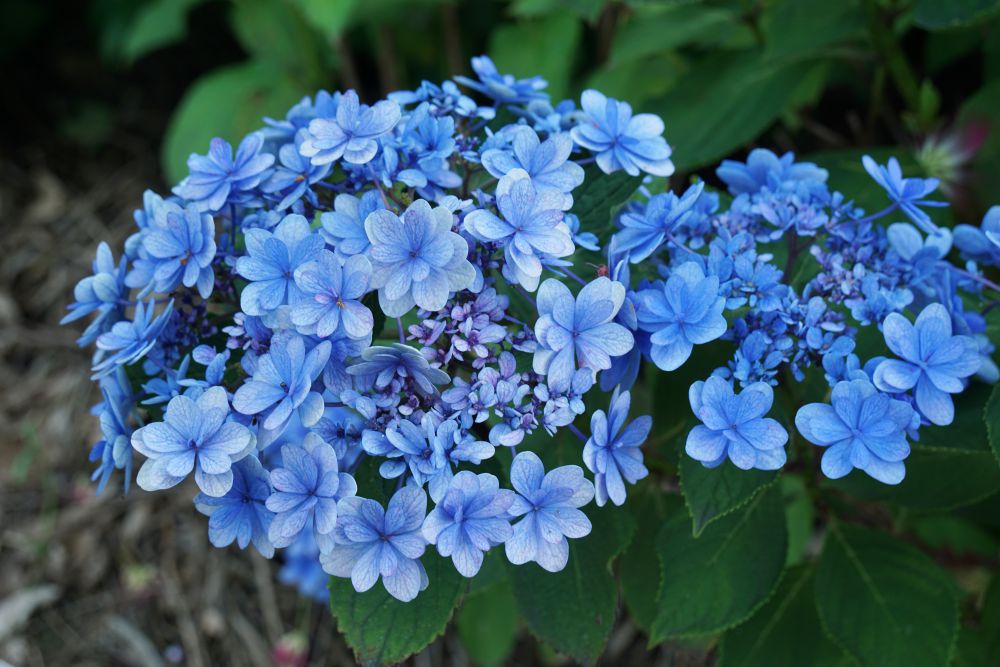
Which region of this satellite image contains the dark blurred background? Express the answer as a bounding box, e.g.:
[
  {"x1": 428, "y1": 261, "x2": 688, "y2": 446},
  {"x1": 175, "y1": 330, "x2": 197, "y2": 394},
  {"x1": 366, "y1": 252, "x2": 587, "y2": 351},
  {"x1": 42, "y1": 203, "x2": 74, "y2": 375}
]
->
[{"x1": 1, "y1": 0, "x2": 999, "y2": 665}]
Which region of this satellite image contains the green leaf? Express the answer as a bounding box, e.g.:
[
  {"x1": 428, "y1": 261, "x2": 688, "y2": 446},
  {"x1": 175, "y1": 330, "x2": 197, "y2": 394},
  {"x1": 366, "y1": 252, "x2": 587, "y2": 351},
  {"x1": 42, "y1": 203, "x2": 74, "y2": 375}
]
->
[
  {"x1": 162, "y1": 60, "x2": 305, "y2": 185},
  {"x1": 718, "y1": 566, "x2": 850, "y2": 667},
  {"x1": 814, "y1": 523, "x2": 960, "y2": 667},
  {"x1": 679, "y1": 456, "x2": 778, "y2": 536},
  {"x1": 570, "y1": 164, "x2": 642, "y2": 241},
  {"x1": 761, "y1": 0, "x2": 864, "y2": 60},
  {"x1": 782, "y1": 474, "x2": 815, "y2": 567},
  {"x1": 488, "y1": 13, "x2": 582, "y2": 101},
  {"x1": 510, "y1": 0, "x2": 606, "y2": 23},
  {"x1": 912, "y1": 0, "x2": 1000, "y2": 30},
  {"x1": 610, "y1": 3, "x2": 749, "y2": 66},
  {"x1": 652, "y1": 51, "x2": 827, "y2": 170},
  {"x1": 985, "y1": 383, "x2": 1000, "y2": 467},
  {"x1": 119, "y1": 0, "x2": 206, "y2": 64},
  {"x1": 456, "y1": 578, "x2": 519, "y2": 666},
  {"x1": 619, "y1": 494, "x2": 682, "y2": 633},
  {"x1": 230, "y1": 0, "x2": 327, "y2": 79},
  {"x1": 508, "y1": 505, "x2": 636, "y2": 662},
  {"x1": 328, "y1": 553, "x2": 466, "y2": 666},
  {"x1": 294, "y1": 0, "x2": 358, "y2": 36},
  {"x1": 650, "y1": 484, "x2": 787, "y2": 641}
]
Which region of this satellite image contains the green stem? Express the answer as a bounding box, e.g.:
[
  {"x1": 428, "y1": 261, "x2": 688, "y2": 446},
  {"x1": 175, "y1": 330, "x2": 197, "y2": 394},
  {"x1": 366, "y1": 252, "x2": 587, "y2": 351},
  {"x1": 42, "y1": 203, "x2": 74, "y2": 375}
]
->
[{"x1": 862, "y1": 0, "x2": 920, "y2": 112}]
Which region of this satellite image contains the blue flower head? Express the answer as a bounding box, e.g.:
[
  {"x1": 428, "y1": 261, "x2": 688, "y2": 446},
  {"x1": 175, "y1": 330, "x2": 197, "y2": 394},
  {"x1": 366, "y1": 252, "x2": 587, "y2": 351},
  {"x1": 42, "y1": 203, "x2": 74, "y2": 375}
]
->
[
  {"x1": 872, "y1": 303, "x2": 980, "y2": 426},
  {"x1": 62, "y1": 242, "x2": 128, "y2": 345},
  {"x1": 422, "y1": 470, "x2": 515, "y2": 577},
  {"x1": 265, "y1": 433, "x2": 357, "y2": 550},
  {"x1": 299, "y1": 89, "x2": 401, "y2": 166},
  {"x1": 584, "y1": 388, "x2": 651, "y2": 507},
  {"x1": 232, "y1": 332, "x2": 331, "y2": 433},
  {"x1": 321, "y1": 485, "x2": 428, "y2": 602},
  {"x1": 291, "y1": 251, "x2": 374, "y2": 339},
  {"x1": 465, "y1": 169, "x2": 575, "y2": 291},
  {"x1": 126, "y1": 201, "x2": 217, "y2": 298},
  {"x1": 616, "y1": 182, "x2": 705, "y2": 262},
  {"x1": 636, "y1": 262, "x2": 727, "y2": 371},
  {"x1": 454, "y1": 55, "x2": 548, "y2": 104},
  {"x1": 174, "y1": 133, "x2": 275, "y2": 212},
  {"x1": 481, "y1": 127, "x2": 584, "y2": 207},
  {"x1": 236, "y1": 214, "x2": 325, "y2": 318},
  {"x1": 532, "y1": 277, "x2": 634, "y2": 391},
  {"x1": 132, "y1": 386, "x2": 255, "y2": 496},
  {"x1": 571, "y1": 89, "x2": 674, "y2": 177},
  {"x1": 319, "y1": 190, "x2": 386, "y2": 259},
  {"x1": 366, "y1": 199, "x2": 476, "y2": 316},
  {"x1": 717, "y1": 149, "x2": 828, "y2": 196},
  {"x1": 685, "y1": 376, "x2": 788, "y2": 471},
  {"x1": 796, "y1": 379, "x2": 915, "y2": 484},
  {"x1": 89, "y1": 378, "x2": 134, "y2": 494},
  {"x1": 262, "y1": 131, "x2": 332, "y2": 210},
  {"x1": 195, "y1": 455, "x2": 275, "y2": 557},
  {"x1": 505, "y1": 451, "x2": 594, "y2": 573},
  {"x1": 92, "y1": 299, "x2": 174, "y2": 378},
  {"x1": 953, "y1": 206, "x2": 1000, "y2": 267},
  {"x1": 862, "y1": 155, "x2": 946, "y2": 234},
  {"x1": 347, "y1": 343, "x2": 451, "y2": 396}
]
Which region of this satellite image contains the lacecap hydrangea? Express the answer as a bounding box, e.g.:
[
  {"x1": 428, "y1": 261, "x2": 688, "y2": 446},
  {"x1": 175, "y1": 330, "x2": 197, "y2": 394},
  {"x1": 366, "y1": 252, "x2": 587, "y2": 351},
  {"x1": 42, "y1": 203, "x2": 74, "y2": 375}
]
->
[{"x1": 65, "y1": 55, "x2": 999, "y2": 602}]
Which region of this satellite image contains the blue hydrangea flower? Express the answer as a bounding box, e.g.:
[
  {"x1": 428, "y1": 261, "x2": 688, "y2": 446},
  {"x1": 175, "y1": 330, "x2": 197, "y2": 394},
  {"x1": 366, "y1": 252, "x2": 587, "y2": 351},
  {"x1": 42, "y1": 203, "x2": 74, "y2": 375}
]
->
[
  {"x1": 89, "y1": 379, "x2": 134, "y2": 494},
  {"x1": 365, "y1": 199, "x2": 476, "y2": 316},
  {"x1": 872, "y1": 303, "x2": 980, "y2": 426},
  {"x1": 422, "y1": 470, "x2": 515, "y2": 577},
  {"x1": 583, "y1": 388, "x2": 651, "y2": 506},
  {"x1": 194, "y1": 455, "x2": 275, "y2": 557},
  {"x1": 132, "y1": 386, "x2": 255, "y2": 496},
  {"x1": 954, "y1": 206, "x2": 1000, "y2": 267},
  {"x1": 126, "y1": 201, "x2": 217, "y2": 298},
  {"x1": 266, "y1": 434, "x2": 357, "y2": 550},
  {"x1": 279, "y1": 531, "x2": 330, "y2": 602},
  {"x1": 261, "y1": 131, "x2": 332, "y2": 210},
  {"x1": 319, "y1": 190, "x2": 385, "y2": 259},
  {"x1": 685, "y1": 376, "x2": 788, "y2": 470},
  {"x1": 481, "y1": 127, "x2": 584, "y2": 207},
  {"x1": 347, "y1": 343, "x2": 451, "y2": 395},
  {"x1": 174, "y1": 133, "x2": 275, "y2": 212},
  {"x1": 320, "y1": 485, "x2": 428, "y2": 602},
  {"x1": 796, "y1": 379, "x2": 915, "y2": 484},
  {"x1": 862, "y1": 155, "x2": 946, "y2": 234},
  {"x1": 232, "y1": 333, "x2": 331, "y2": 432},
  {"x1": 717, "y1": 149, "x2": 828, "y2": 195},
  {"x1": 570, "y1": 89, "x2": 674, "y2": 177},
  {"x1": 532, "y1": 277, "x2": 633, "y2": 391},
  {"x1": 465, "y1": 169, "x2": 575, "y2": 291},
  {"x1": 566, "y1": 213, "x2": 599, "y2": 251},
  {"x1": 454, "y1": 55, "x2": 548, "y2": 104},
  {"x1": 62, "y1": 242, "x2": 128, "y2": 345},
  {"x1": 636, "y1": 262, "x2": 727, "y2": 371},
  {"x1": 92, "y1": 299, "x2": 173, "y2": 378},
  {"x1": 615, "y1": 182, "x2": 704, "y2": 262},
  {"x1": 299, "y1": 90, "x2": 401, "y2": 166},
  {"x1": 291, "y1": 251, "x2": 373, "y2": 339},
  {"x1": 235, "y1": 214, "x2": 324, "y2": 317},
  {"x1": 504, "y1": 452, "x2": 594, "y2": 573}
]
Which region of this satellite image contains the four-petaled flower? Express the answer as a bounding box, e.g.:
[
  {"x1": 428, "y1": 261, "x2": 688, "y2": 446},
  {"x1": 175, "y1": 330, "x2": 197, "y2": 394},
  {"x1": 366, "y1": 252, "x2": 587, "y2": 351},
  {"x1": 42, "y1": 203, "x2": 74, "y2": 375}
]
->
[
  {"x1": 465, "y1": 169, "x2": 575, "y2": 291},
  {"x1": 174, "y1": 133, "x2": 275, "y2": 212},
  {"x1": 505, "y1": 452, "x2": 594, "y2": 572},
  {"x1": 873, "y1": 303, "x2": 980, "y2": 426},
  {"x1": 636, "y1": 261, "x2": 727, "y2": 371},
  {"x1": 126, "y1": 201, "x2": 217, "y2": 298},
  {"x1": 583, "y1": 388, "x2": 651, "y2": 506},
  {"x1": 320, "y1": 485, "x2": 428, "y2": 602},
  {"x1": 319, "y1": 191, "x2": 385, "y2": 259},
  {"x1": 616, "y1": 182, "x2": 704, "y2": 262},
  {"x1": 454, "y1": 55, "x2": 548, "y2": 104},
  {"x1": 796, "y1": 379, "x2": 915, "y2": 484},
  {"x1": 481, "y1": 127, "x2": 584, "y2": 207},
  {"x1": 862, "y1": 155, "x2": 946, "y2": 235},
  {"x1": 685, "y1": 376, "x2": 788, "y2": 470},
  {"x1": 533, "y1": 277, "x2": 633, "y2": 392},
  {"x1": 422, "y1": 471, "x2": 514, "y2": 577},
  {"x1": 300, "y1": 89, "x2": 401, "y2": 166},
  {"x1": 195, "y1": 455, "x2": 275, "y2": 557},
  {"x1": 366, "y1": 199, "x2": 476, "y2": 316},
  {"x1": 292, "y1": 251, "x2": 374, "y2": 339},
  {"x1": 132, "y1": 386, "x2": 255, "y2": 496},
  {"x1": 92, "y1": 299, "x2": 174, "y2": 378},
  {"x1": 570, "y1": 89, "x2": 674, "y2": 177}
]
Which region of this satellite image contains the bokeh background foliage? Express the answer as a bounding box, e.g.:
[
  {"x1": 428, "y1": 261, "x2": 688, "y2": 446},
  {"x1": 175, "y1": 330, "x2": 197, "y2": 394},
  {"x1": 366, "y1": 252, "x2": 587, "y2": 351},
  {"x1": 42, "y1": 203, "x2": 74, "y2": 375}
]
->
[{"x1": 3, "y1": 0, "x2": 1000, "y2": 665}]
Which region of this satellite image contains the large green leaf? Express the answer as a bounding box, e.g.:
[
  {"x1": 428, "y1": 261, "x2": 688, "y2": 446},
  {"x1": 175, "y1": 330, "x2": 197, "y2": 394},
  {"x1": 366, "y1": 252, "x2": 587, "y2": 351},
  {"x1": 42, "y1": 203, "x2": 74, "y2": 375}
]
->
[
  {"x1": 650, "y1": 484, "x2": 787, "y2": 641},
  {"x1": 569, "y1": 163, "x2": 642, "y2": 241},
  {"x1": 118, "y1": 0, "x2": 206, "y2": 64},
  {"x1": 985, "y1": 383, "x2": 1000, "y2": 467},
  {"x1": 610, "y1": 3, "x2": 750, "y2": 65},
  {"x1": 815, "y1": 523, "x2": 960, "y2": 667},
  {"x1": 652, "y1": 52, "x2": 825, "y2": 170},
  {"x1": 488, "y1": 13, "x2": 582, "y2": 102},
  {"x1": 456, "y1": 577, "x2": 519, "y2": 666},
  {"x1": 679, "y1": 455, "x2": 779, "y2": 536},
  {"x1": 328, "y1": 553, "x2": 466, "y2": 667},
  {"x1": 508, "y1": 505, "x2": 636, "y2": 662},
  {"x1": 162, "y1": 60, "x2": 305, "y2": 184},
  {"x1": 619, "y1": 494, "x2": 682, "y2": 633},
  {"x1": 761, "y1": 0, "x2": 864, "y2": 60},
  {"x1": 717, "y1": 566, "x2": 850, "y2": 667},
  {"x1": 230, "y1": 0, "x2": 327, "y2": 78},
  {"x1": 912, "y1": 0, "x2": 1000, "y2": 29}
]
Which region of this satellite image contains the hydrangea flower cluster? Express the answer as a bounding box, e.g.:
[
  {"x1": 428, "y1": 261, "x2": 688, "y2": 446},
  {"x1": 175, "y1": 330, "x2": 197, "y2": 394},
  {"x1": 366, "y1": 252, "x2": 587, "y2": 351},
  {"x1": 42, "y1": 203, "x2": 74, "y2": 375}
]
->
[{"x1": 66, "y1": 57, "x2": 998, "y2": 603}]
